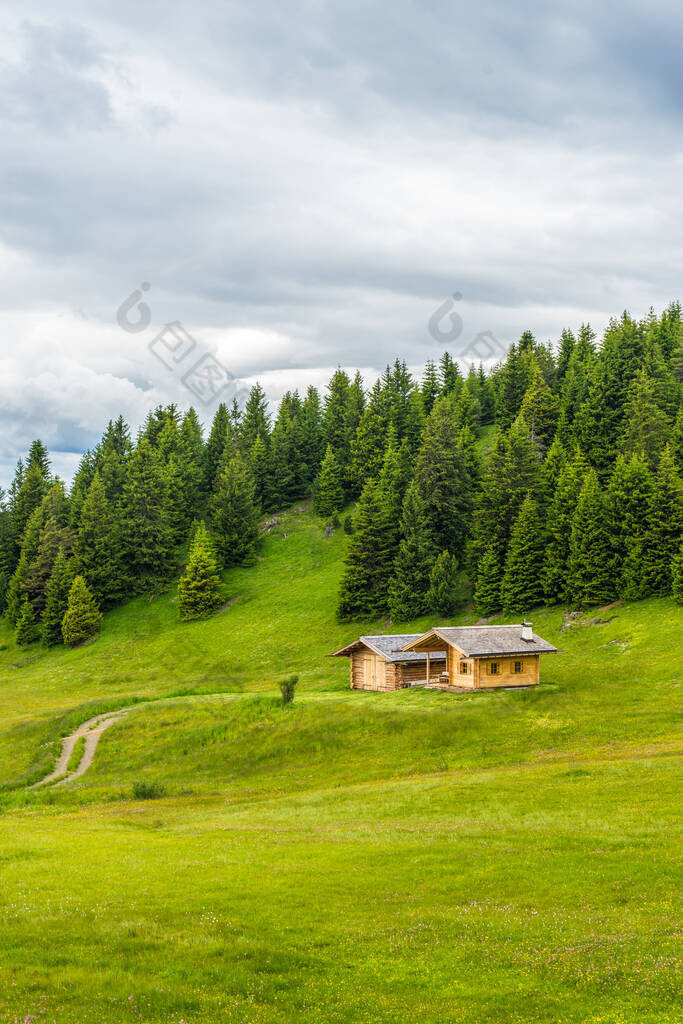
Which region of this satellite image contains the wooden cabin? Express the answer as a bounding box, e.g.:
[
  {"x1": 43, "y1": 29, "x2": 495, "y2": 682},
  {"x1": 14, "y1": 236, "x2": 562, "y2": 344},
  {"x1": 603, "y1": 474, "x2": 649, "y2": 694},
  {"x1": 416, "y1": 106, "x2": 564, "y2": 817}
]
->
[
  {"x1": 400, "y1": 622, "x2": 557, "y2": 689},
  {"x1": 330, "y1": 634, "x2": 446, "y2": 691}
]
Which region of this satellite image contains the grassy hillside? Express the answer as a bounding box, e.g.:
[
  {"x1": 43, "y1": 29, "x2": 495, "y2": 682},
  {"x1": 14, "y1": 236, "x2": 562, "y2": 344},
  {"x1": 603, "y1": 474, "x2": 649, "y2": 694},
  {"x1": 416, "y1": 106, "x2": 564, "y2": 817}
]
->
[{"x1": 0, "y1": 506, "x2": 681, "y2": 1023}]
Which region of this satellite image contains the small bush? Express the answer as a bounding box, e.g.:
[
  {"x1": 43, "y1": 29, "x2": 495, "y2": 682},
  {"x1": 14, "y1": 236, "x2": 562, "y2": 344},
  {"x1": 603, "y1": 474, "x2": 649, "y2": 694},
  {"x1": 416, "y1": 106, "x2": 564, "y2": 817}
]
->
[
  {"x1": 279, "y1": 674, "x2": 299, "y2": 705},
  {"x1": 0, "y1": 641, "x2": 9, "y2": 651},
  {"x1": 343, "y1": 513, "x2": 355, "y2": 535},
  {"x1": 132, "y1": 780, "x2": 166, "y2": 800}
]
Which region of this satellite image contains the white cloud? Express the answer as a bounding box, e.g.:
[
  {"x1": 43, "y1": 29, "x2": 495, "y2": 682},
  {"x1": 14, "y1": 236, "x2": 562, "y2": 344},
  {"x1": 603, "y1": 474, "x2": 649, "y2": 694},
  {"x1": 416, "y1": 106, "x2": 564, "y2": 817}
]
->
[{"x1": 1, "y1": 3, "x2": 682, "y2": 487}]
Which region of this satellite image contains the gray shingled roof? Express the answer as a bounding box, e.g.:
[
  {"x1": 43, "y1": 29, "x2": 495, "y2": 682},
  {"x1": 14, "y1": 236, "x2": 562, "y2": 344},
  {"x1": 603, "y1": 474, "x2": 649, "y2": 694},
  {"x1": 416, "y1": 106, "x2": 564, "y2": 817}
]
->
[
  {"x1": 404, "y1": 626, "x2": 557, "y2": 657},
  {"x1": 331, "y1": 634, "x2": 447, "y2": 663}
]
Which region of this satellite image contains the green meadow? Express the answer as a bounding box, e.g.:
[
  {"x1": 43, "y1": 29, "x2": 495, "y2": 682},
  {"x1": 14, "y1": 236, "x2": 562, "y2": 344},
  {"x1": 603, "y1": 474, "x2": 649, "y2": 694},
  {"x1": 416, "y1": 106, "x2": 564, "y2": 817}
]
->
[{"x1": 0, "y1": 507, "x2": 681, "y2": 1023}]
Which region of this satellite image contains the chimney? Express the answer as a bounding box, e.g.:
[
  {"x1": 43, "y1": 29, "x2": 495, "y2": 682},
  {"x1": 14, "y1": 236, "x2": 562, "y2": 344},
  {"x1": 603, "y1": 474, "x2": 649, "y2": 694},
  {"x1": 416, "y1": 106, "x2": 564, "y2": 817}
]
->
[{"x1": 521, "y1": 621, "x2": 533, "y2": 642}]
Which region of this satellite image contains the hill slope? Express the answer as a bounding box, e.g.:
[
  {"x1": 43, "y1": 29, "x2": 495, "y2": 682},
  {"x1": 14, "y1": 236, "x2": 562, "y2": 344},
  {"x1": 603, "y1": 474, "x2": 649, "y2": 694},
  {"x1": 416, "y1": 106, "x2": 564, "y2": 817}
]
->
[{"x1": 0, "y1": 506, "x2": 681, "y2": 1023}]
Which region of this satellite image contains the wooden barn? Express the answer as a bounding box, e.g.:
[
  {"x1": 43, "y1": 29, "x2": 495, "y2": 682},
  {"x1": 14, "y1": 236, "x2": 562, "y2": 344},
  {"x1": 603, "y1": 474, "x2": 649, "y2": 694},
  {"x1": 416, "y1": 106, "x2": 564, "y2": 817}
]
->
[
  {"x1": 331, "y1": 623, "x2": 556, "y2": 692},
  {"x1": 330, "y1": 634, "x2": 446, "y2": 691},
  {"x1": 400, "y1": 623, "x2": 557, "y2": 689}
]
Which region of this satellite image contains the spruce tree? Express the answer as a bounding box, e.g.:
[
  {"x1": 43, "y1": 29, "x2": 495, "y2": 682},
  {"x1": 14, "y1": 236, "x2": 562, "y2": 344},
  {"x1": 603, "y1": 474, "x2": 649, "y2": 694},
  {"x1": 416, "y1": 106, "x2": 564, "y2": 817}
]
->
[
  {"x1": 500, "y1": 496, "x2": 546, "y2": 613},
  {"x1": 41, "y1": 549, "x2": 75, "y2": 646},
  {"x1": 61, "y1": 575, "x2": 102, "y2": 646},
  {"x1": 474, "y1": 546, "x2": 501, "y2": 617},
  {"x1": 301, "y1": 386, "x2": 324, "y2": 485},
  {"x1": 672, "y1": 406, "x2": 683, "y2": 473},
  {"x1": 177, "y1": 524, "x2": 223, "y2": 620},
  {"x1": 209, "y1": 453, "x2": 260, "y2": 566},
  {"x1": 421, "y1": 360, "x2": 440, "y2": 414},
  {"x1": 313, "y1": 445, "x2": 345, "y2": 517},
  {"x1": 337, "y1": 478, "x2": 395, "y2": 619},
  {"x1": 26, "y1": 439, "x2": 51, "y2": 478},
  {"x1": 174, "y1": 408, "x2": 205, "y2": 523},
  {"x1": 388, "y1": 482, "x2": 434, "y2": 621},
  {"x1": 251, "y1": 433, "x2": 273, "y2": 511},
  {"x1": 427, "y1": 550, "x2": 461, "y2": 617},
  {"x1": 619, "y1": 369, "x2": 670, "y2": 470},
  {"x1": 606, "y1": 453, "x2": 653, "y2": 600},
  {"x1": 542, "y1": 450, "x2": 587, "y2": 602},
  {"x1": 4, "y1": 551, "x2": 29, "y2": 626},
  {"x1": 672, "y1": 542, "x2": 683, "y2": 605},
  {"x1": 74, "y1": 471, "x2": 122, "y2": 607},
  {"x1": 120, "y1": 438, "x2": 173, "y2": 592},
  {"x1": 11, "y1": 462, "x2": 48, "y2": 552},
  {"x1": 414, "y1": 397, "x2": 470, "y2": 559},
  {"x1": 642, "y1": 446, "x2": 683, "y2": 595},
  {"x1": 567, "y1": 470, "x2": 616, "y2": 606},
  {"x1": 439, "y1": 352, "x2": 463, "y2": 396},
  {"x1": 323, "y1": 368, "x2": 352, "y2": 456},
  {"x1": 496, "y1": 343, "x2": 533, "y2": 428},
  {"x1": 348, "y1": 383, "x2": 387, "y2": 497},
  {"x1": 205, "y1": 403, "x2": 234, "y2": 491},
  {"x1": 15, "y1": 598, "x2": 40, "y2": 646},
  {"x1": 22, "y1": 514, "x2": 72, "y2": 619},
  {"x1": 519, "y1": 367, "x2": 560, "y2": 452},
  {"x1": 556, "y1": 328, "x2": 576, "y2": 384}
]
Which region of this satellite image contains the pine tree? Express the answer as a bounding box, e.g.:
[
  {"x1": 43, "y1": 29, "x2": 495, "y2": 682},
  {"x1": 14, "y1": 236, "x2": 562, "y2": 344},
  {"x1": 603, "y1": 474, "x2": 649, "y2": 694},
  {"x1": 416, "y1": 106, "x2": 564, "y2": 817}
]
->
[
  {"x1": 313, "y1": 445, "x2": 345, "y2": 517},
  {"x1": 11, "y1": 462, "x2": 48, "y2": 552},
  {"x1": 0, "y1": 491, "x2": 12, "y2": 613},
  {"x1": 61, "y1": 575, "x2": 102, "y2": 646},
  {"x1": 177, "y1": 408, "x2": 205, "y2": 519},
  {"x1": 209, "y1": 454, "x2": 260, "y2": 566},
  {"x1": 377, "y1": 427, "x2": 404, "y2": 537},
  {"x1": 177, "y1": 524, "x2": 223, "y2": 620},
  {"x1": 74, "y1": 471, "x2": 122, "y2": 607},
  {"x1": 26, "y1": 440, "x2": 51, "y2": 480},
  {"x1": 575, "y1": 362, "x2": 613, "y2": 475},
  {"x1": 474, "y1": 546, "x2": 501, "y2": 617},
  {"x1": 421, "y1": 360, "x2": 440, "y2": 414},
  {"x1": 323, "y1": 368, "x2": 352, "y2": 455},
  {"x1": 337, "y1": 478, "x2": 395, "y2": 619},
  {"x1": 618, "y1": 369, "x2": 670, "y2": 470},
  {"x1": 567, "y1": 470, "x2": 616, "y2": 606},
  {"x1": 23, "y1": 514, "x2": 72, "y2": 620},
  {"x1": 439, "y1": 352, "x2": 463, "y2": 396},
  {"x1": 301, "y1": 386, "x2": 324, "y2": 485},
  {"x1": 477, "y1": 364, "x2": 495, "y2": 424},
  {"x1": 519, "y1": 367, "x2": 559, "y2": 452},
  {"x1": 205, "y1": 402, "x2": 236, "y2": 491},
  {"x1": 606, "y1": 453, "x2": 653, "y2": 600},
  {"x1": 41, "y1": 549, "x2": 75, "y2": 646},
  {"x1": 641, "y1": 446, "x2": 683, "y2": 595},
  {"x1": 555, "y1": 328, "x2": 576, "y2": 384},
  {"x1": 500, "y1": 496, "x2": 546, "y2": 613},
  {"x1": 414, "y1": 397, "x2": 470, "y2": 559},
  {"x1": 15, "y1": 598, "x2": 40, "y2": 646},
  {"x1": 542, "y1": 450, "x2": 587, "y2": 602},
  {"x1": 496, "y1": 343, "x2": 534, "y2": 428},
  {"x1": 251, "y1": 433, "x2": 273, "y2": 510},
  {"x1": 672, "y1": 542, "x2": 683, "y2": 604},
  {"x1": 348, "y1": 382, "x2": 387, "y2": 496},
  {"x1": 388, "y1": 482, "x2": 434, "y2": 621},
  {"x1": 120, "y1": 439, "x2": 173, "y2": 592},
  {"x1": 4, "y1": 551, "x2": 29, "y2": 626},
  {"x1": 672, "y1": 406, "x2": 683, "y2": 474},
  {"x1": 427, "y1": 550, "x2": 461, "y2": 617}
]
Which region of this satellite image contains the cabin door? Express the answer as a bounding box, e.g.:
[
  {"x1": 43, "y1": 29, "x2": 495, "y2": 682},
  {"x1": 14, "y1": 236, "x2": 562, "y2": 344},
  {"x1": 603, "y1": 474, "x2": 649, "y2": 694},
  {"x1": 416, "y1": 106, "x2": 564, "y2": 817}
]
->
[{"x1": 364, "y1": 655, "x2": 377, "y2": 688}]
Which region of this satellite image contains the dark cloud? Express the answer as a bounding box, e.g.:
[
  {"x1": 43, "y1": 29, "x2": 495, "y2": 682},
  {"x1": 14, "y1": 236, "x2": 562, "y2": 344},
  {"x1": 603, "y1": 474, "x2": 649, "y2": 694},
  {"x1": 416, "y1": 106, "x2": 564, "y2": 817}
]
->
[{"x1": 0, "y1": 1, "x2": 682, "y2": 487}]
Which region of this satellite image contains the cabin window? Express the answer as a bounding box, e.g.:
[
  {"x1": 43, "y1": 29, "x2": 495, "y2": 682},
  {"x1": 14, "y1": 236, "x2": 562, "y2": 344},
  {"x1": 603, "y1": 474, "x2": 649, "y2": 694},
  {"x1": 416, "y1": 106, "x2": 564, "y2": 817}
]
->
[
  {"x1": 459, "y1": 661, "x2": 469, "y2": 674},
  {"x1": 514, "y1": 660, "x2": 523, "y2": 673},
  {"x1": 489, "y1": 662, "x2": 500, "y2": 675}
]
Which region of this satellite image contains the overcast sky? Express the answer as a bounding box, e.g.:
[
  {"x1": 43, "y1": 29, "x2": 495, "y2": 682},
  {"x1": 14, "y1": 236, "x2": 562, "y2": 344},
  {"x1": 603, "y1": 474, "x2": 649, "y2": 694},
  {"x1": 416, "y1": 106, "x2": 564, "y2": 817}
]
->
[{"x1": 2, "y1": 0, "x2": 682, "y2": 487}]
